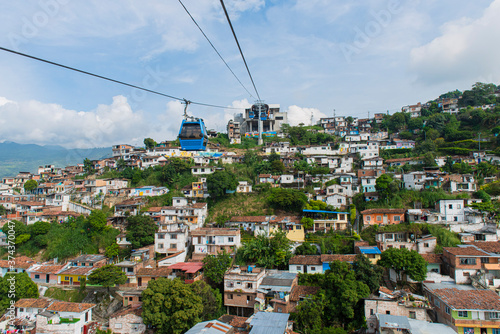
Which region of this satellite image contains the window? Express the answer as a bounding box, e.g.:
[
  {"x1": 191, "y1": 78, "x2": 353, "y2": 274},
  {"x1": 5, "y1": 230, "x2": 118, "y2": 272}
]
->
[
  {"x1": 458, "y1": 311, "x2": 468, "y2": 318},
  {"x1": 127, "y1": 268, "x2": 134, "y2": 273},
  {"x1": 65, "y1": 276, "x2": 69, "y2": 281},
  {"x1": 454, "y1": 216, "x2": 458, "y2": 222},
  {"x1": 170, "y1": 244, "x2": 177, "y2": 250},
  {"x1": 409, "y1": 311, "x2": 416, "y2": 319},
  {"x1": 158, "y1": 244, "x2": 163, "y2": 249},
  {"x1": 394, "y1": 216, "x2": 401, "y2": 221},
  {"x1": 246, "y1": 283, "x2": 252, "y2": 289},
  {"x1": 366, "y1": 216, "x2": 371, "y2": 221},
  {"x1": 424, "y1": 243, "x2": 429, "y2": 248},
  {"x1": 277, "y1": 307, "x2": 282, "y2": 313},
  {"x1": 228, "y1": 294, "x2": 233, "y2": 299},
  {"x1": 449, "y1": 204, "x2": 453, "y2": 209},
  {"x1": 493, "y1": 329, "x2": 500, "y2": 334},
  {"x1": 460, "y1": 258, "x2": 476, "y2": 265},
  {"x1": 386, "y1": 311, "x2": 390, "y2": 315},
  {"x1": 296, "y1": 266, "x2": 301, "y2": 271},
  {"x1": 35, "y1": 274, "x2": 40, "y2": 279},
  {"x1": 445, "y1": 306, "x2": 450, "y2": 314},
  {"x1": 228, "y1": 237, "x2": 234, "y2": 242},
  {"x1": 19, "y1": 308, "x2": 24, "y2": 312},
  {"x1": 377, "y1": 216, "x2": 382, "y2": 221},
  {"x1": 296, "y1": 225, "x2": 301, "y2": 230},
  {"x1": 170, "y1": 234, "x2": 177, "y2": 239},
  {"x1": 115, "y1": 323, "x2": 122, "y2": 329},
  {"x1": 463, "y1": 328, "x2": 474, "y2": 334},
  {"x1": 247, "y1": 296, "x2": 252, "y2": 301},
  {"x1": 434, "y1": 299, "x2": 440, "y2": 307},
  {"x1": 370, "y1": 309, "x2": 374, "y2": 315},
  {"x1": 311, "y1": 267, "x2": 316, "y2": 271},
  {"x1": 481, "y1": 257, "x2": 489, "y2": 264},
  {"x1": 158, "y1": 234, "x2": 164, "y2": 239},
  {"x1": 490, "y1": 312, "x2": 500, "y2": 319},
  {"x1": 457, "y1": 204, "x2": 462, "y2": 209}
]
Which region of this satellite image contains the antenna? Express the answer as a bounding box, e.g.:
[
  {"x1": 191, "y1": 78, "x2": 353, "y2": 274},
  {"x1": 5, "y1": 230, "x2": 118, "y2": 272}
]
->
[{"x1": 311, "y1": 111, "x2": 314, "y2": 126}]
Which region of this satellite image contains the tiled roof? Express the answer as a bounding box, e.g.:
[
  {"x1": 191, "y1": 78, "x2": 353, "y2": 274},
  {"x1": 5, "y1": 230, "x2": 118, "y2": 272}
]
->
[
  {"x1": 289, "y1": 255, "x2": 321, "y2": 265},
  {"x1": 0, "y1": 256, "x2": 36, "y2": 269},
  {"x1": 136, "y1": 267, "x2": 171, "y2": 277},
  {"x1": 229, "y1": 216, "x2": 267, "y2": 223},
  {"x1": 191, "y1": 228, "x2": 240, "y2": 236},
  {"x1": 146, "y1": 207, "x2": 162, "y2": 212},
  {"x1": 361, "y1": 208, "x2": 405, "y2": 215},
  {"x1": 465, "y1": 242, "x2": 500, "y2": 254},
  {"x1": 29, "y1": 264, "x2": 66, "y2": 274},
  {"x1": 443, "y1": 246, "x2": 490, "y2": 257},
  {"x1": 58, "y1": 266, "x2": 94, "y2": 276},
  {"x1": 168, "y1": 262, "x2": 203, "y2": 273},
  {"x1": 320, "y1": 254, "x2": 357, "y2": 263},
  {"x1": 421, "y1": 254, "x2": 442, "y2": 264},
  {"x1": 432, "y1": 288, "x2": 500, "y2": 310},
  {"x1": 289, "y1": 285, "x2": 321, "y2": 302},
  {"x1": 48, "y1": 301, "x2": 95, "y2": 313},
  {"x1": 14, "y1": 298, "x2": 52, "y2": 309},
  {"x1": 110, "y1": 304, "x2": 143, "y2": 318}
]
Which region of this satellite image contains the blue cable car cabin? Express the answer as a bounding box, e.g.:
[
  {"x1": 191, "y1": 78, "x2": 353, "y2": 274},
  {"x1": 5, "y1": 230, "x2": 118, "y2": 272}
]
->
[{"x1": 178, "y1": 119, "x2": 208, "y2": 151}]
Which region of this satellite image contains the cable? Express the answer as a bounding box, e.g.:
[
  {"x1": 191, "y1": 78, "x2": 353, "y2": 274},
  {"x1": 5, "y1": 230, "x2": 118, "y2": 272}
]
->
[
  {"x1": 0, "y1": 46, "x2": 244, "y2": 110},
  {"x1": 219, "y1": 0, "x2": 262, "y2": 102},
  {"x1": 178, "y1": 0, "x2": 255, "y2": 100}
]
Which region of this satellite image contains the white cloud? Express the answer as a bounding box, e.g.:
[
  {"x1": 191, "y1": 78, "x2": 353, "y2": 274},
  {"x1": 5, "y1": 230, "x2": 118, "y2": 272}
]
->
[
  {"x1": 0, "y1": 95, "x2": 153, "y2": 148},
  {"x1": 410, "y1": 0, "x2": 500, "y2": 84},
  {"x1": 285, "y1": 105, "x2": 327, "y2": 126}
]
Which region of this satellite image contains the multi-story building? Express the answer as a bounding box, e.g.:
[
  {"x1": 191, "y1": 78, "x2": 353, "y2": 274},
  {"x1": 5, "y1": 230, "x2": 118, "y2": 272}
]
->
[
  {"x1": 227, "y1": 119, "x2": 241, "y2": 144},
  {"x1": 224, "y1": 266, "x2": 266, "y2": 317},
  {"x1": 235, "y1": 104, "x2": 288, "y2": 136},
  {"x1": 436, "y1": 199, "x2": 466, "y2": 223},
  {"x1": 375, "y1": 232, "x2": 437, "y2": 254},
  {"x1": 361, "y1": 209, "x2": 405, "y2": 227},
  {"x1": 302, "y1": 210, "x2": 350, "y2": 232},
  {"x1": 442, "y1": 244, "x2": 500, "y2": 289},
  {"x1": 424, "y1": 283, "x2": 500, "y2": 334},
  {"x1": 191, "y1": 228, "x2": 241, "y2": 261},
  {"x1": 402, "y1": 102, "x2": 422, "y2": 118}
]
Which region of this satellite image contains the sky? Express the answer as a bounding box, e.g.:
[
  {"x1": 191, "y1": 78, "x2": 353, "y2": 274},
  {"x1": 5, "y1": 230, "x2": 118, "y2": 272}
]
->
[{"x1": 0, "y1": 0, "x2": 499, "y2": 148}]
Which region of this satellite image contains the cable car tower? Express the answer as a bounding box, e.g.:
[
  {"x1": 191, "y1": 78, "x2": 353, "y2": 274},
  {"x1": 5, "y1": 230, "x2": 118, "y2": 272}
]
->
[{"x1": 251, "y1": 101, "x2": 269, "y2": 145}]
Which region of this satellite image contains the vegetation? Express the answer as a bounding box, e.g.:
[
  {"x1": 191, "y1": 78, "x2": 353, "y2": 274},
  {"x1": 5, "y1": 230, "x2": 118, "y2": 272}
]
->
[
  {"x1": 87, "y1": 265, "x2": 127, "y2": 292},
  {"x1": 202, "y1": 251, "x2": 232, "y2": 290},
  {"x1": 378, "y1": 248, "x2": 427, "y2": 282},
  {"x1": 236, "y1": 230, "x2": 292, "y2": 269},
  {"x1": 206, "y1": 170, "x2": 238, "y2": 198},
  {"x1": 0, "y1": 272, "x2": 39, "y2": 314},
  {"x1": 126, "y1": 215, "x2": 158, "y2": 249}
]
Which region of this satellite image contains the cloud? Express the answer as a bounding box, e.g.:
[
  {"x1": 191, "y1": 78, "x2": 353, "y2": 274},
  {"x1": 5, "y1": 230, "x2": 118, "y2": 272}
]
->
[
  {"x1": 285, "y1": 105, "x2": 327, "y2": 126},
  {"x1": 0, "y1": 95, "x2": 152, "y2": 148},
  {"x1": 410, "y1": 0, "x2": 500, "y2": 85}
]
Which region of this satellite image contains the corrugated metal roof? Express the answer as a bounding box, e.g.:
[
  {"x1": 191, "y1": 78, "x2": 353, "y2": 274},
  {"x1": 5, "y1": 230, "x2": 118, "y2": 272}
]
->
[{"x1": 249, "y1": 312, "x2": 289, "y2": 334}]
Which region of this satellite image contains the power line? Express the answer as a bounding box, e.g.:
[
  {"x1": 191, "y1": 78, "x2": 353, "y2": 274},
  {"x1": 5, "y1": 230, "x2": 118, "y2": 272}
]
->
[
  {"x1": 178, "y1": 0, "x2": 255, "y2": 100},
  {"x1": 0, "y1": 46, "x2": 244, "y2": 110},
  {"x1": 219, "y1": 0, "x2": 262, "y2": 101}
]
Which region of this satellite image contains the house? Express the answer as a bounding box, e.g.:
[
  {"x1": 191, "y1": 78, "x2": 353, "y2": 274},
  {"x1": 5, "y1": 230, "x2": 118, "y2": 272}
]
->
[
  {"x1": 360, "y1": 176, "x2": 378, "y2": 193},
  {"x1": 129, "y1": 186, "x2": 168, "y2": 197},
  {"x1": 402, "y1": 102, "x2": 422, "y2": 118},
  {"x1": 136, "y1": 267, "x2": 171, "y2": 288},
  {"x1": 155, "y1": 220, "x2": 189, "y2": 258},
  {"x1": 443, "y1": 174, "x2": 477, "y2": 193},
  {"x1": 269, "y1": 216, "x2": 304, "y2": 242},
  {"x1": 224, "y1": 266, "x2": 266, "y2": 317},
  {"x1": 109, "y1": 304, "x2": 146, "y2": 334},
  {"x1": 356, "y1": 246, "x2": 382, "y2": 264},
  {"x1": 424, "y1": 282, "x2": 500, "y2": 333},
  {"x1": 191, "y1": 166, "x2": 217, "y2": 176},
  {"x1": 374, "y1": 314, "x2": 411, "y2": 334},
  {"x1": 226, "y1": 216, "x2": 270, "y2": 236},
  {"x1": 247, "y1": 312, "x2": 292, "y2": 334},
  {"x1": 236, "y1": 181, "x2": 252, "y2": 193},
  {"x1": 27, "y1": 263, "x2": 66, "y2": 285},
  {"x1": 259, "y1": 271, "x2": 298, "y2": 313},
  {"x1": 361, "y1": 208, "x2": 405, "y2": 227},
  {"x1": 442, "y1": 244, "x2": 500, "y2": 289},
  {"x1": 289, "y1": 254, "x2": 357, "y2": 274},
  {"x1": 167, "y1": 262, "x2": 204, "y2": 284},
  {"x1": 191, "y1": 228, "x2": 241, "y2": 261},
  {"x1": 436, "y1": 199, "x2": 466, "y2": 223},
  {"x1": 302, "y1": 209, "x2": 350, "y2": 232},
  {"x1": 0, "y1": 256, "x2": 36, "y2": 277},
  {"x1": 14, "y1": 298, "x2": 53, "y2": 321},
  {"x1": 375, "y1": 231, "x2": 437, "y2": 254},
  {"x1": 57, "y1": 254, "x2": 107, "y2": 286},
  {"x1": 364, "y1": 287, "x2": 432, "y2": 333},
  {"x1": 114, "y1": 198, "x2": 145, "y2": 216}
]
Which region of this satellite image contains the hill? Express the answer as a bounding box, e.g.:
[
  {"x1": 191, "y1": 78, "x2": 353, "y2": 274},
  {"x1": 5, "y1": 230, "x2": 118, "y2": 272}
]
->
[{"x1": 0, "y1": 141, "x2": 111, "y2": 178}]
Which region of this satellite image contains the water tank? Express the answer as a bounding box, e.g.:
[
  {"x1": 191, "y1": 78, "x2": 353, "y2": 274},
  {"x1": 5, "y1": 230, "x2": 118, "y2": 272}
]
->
[{"x1": 248, "y1": 266, "x2": 253, "y2": 272}]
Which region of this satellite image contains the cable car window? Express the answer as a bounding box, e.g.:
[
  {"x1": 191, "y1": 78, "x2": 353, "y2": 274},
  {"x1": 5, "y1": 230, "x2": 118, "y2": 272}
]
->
[{"x1": 180, "y1": 123, "x2": 202, "y2": 139}]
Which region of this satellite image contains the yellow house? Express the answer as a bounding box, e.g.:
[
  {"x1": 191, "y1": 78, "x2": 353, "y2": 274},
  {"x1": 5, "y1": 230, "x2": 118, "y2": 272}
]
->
[
  {"x1": 192, "y1": 181, "x2": 205, "y2": 198},
  {"x1": 269, "y1": 216, "x2": 305, "y2": 242},
  {"x1": 57, "y1": 267, "x2": 94, "y2": 286}
]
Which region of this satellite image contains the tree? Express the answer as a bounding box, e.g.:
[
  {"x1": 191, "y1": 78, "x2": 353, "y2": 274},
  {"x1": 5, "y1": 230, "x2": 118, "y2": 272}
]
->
[
  {"x1": 238, "y1": 230, "x2": 292, "y2": 269},
  {"x1": 353, "y1": 254, "x2": 383, "y2": 293},
  {"x1": 295, "y1": 292, "x2": 326, "y2": 333},
  {"x1": 378, "y1": 248, "x2": 427, "y2": 282},
  {"x1": 267, "y1": 188, "x2": 307, "y2": 212},
  {"x1": 144, "y1": 137, "x2": 157, "y2": 149},
  {"x1": 206, "y1": 170, "x2": 238, "y2": 198},
  {"x1": 190, "y1": 280, "x2": 223, "y2": 321},
  {"x1": 295, "y1": 242, "x2": 319, "y2": 255},
  {"x1": 375, "y1": 174, "x2": 393, "y2": 199},
  {"x1": 88, "y1": 210, "x2": 107, "y2": 233},
  {"x1": 142, "y1": 278, "x2": 203, "y2": 334},
  {"x1": 271, "y1": 160, "x2": 286, "y2": 174},
  {"x1": 0, "y1": 272, "x2": 39, "y2": 314},
  {"x1": 105, "y1": 243, "x2": 120, "y2": 259},
  {"x1": 30, "y1": 221, "x2": 51, "y2": 236},
  {"x1": 87, "y1": 265, "x2": 127, "y2": 292},
  {"x1": 202, "y1": 251, "x2": 232, "y2": 288},
  {"x1": 422, "y1": 152, "x2": 437, "y2": 167},
  {"x1": 83, "y1": 158, "x2": 95, "y2": 175},
  {"x1": 300, "y1": 217, "x2": 315, "y2": 230},
  {"x1": 126, "y1": 215, "x2": 158, "y2": 249},
  {"x1": 23, "y1": 179, "x2": 38, "y2": 192},
  {"x1": 0, "y1": 204, "x2": 6, "y2": 215}
]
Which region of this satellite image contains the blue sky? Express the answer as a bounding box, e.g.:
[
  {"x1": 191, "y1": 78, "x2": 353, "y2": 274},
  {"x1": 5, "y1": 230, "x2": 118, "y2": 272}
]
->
[{"x1": 0, "y1": 0, "x2": 499, "y2": 148}]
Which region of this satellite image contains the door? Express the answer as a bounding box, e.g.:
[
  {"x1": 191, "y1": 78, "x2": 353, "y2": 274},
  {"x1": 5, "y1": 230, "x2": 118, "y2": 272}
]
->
[
  {"x1": 69, "y1": 277, "x2": 73, "y2": 285},
  {"x1": 46, "y1": 274, "x2": 50, "y2": 283},
  {"x1": 138, "y1": 277, "x2": 142, "y2": 287}
]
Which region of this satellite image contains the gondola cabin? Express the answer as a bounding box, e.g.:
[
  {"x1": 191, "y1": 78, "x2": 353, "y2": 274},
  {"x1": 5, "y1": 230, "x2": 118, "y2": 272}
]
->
[{"x1": 178, "y1": 119, "x2": 208, "y2": 151}]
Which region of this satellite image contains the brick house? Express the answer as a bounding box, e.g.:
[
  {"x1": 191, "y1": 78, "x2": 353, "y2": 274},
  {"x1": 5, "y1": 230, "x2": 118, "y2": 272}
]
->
[
  {"x1": 289, "y1": 254, "x2": 357, "y2": 274},
  {"x1": 109, "y1": 304, "x2": 146, "y2": 334},
  {"x1": 191, "y1": 228, "x2": 241, "y2": 261}
]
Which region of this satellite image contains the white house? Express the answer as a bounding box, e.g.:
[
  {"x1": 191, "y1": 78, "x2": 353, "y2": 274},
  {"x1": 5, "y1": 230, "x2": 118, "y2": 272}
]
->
[{"x1": 436, "y1": 199, "x2": 465, "y2": 222}]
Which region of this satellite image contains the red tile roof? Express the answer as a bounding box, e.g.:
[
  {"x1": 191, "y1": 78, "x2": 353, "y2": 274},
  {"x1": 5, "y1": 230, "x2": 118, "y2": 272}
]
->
[
  {"x1": 136, "y1": 267, "x2": 171, "y2": 277},
  {"x1": 0, "y1": 256, "x2": 36, "y2": 269},
  {"x1": 361, "y1": 209, "x2": 405, "y2": 215},
  {"x1": 169, "y1": 262, "x2": 203, "y2": 274},
  {"x1": 465, "y1": 242, "x2": 500, "y2": 254},
  {"x1": 431, "y1": 288, "x2": 500, "y2": 310},
  {"x1": 110, "y1": 304, "x2": 143, "y2": 318},
  {"x1": 290, "y1": 285, "x2": 321, "y2": 302},
  {"x1": 14, "y1": 298, "x2": 52, "y2": 309},
  {"x1": 289, "y1": 255, "x2": 321, "y2": 265},
  {"x1": 421, "y1": 254, "x2": 442, "y2": 264},
  {"x1": 443, "y1": 246, "x2": 490, "y2": 257},
  {"x1": 229, "y1": 216, "x2": 267, "y2": 223},
  {"x1": 320, "y1": 254, "x2": 357, "y2": 263},
  {"x1": 48, "y1": 301, "x2": 95, "y2": 313}
]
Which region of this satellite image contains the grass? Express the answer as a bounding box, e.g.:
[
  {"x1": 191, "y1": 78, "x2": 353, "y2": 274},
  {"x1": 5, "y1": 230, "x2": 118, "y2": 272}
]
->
[
  {"x1": 206, "y1": 192, "x2": 275, "y2": 225},
  {"x1": 44, "y1": 287, "x2": 87, "y2": 303}
]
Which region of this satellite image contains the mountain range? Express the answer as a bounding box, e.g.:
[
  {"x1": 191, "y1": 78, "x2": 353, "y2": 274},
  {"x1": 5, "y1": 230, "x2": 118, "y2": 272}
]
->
[{"x1": 0, "y1": 142, "x2": 111, "y2": 179}]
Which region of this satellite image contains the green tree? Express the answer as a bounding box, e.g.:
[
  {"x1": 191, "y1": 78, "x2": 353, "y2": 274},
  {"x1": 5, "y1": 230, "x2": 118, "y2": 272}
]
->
[
  {"x1": 0, "y1": 204, "x2": 6, "y2": 215},
  {"x1": 378, "y1": 248, "x2": 427, "y2": 282},
  {"x1": 126, "y1": 215, "x2": 158, "y2": 249},
  {"x1": 144, "y1": 137, "x2": 157, "y2": 149},
  {"x1": 0, "y1": 272, "x2": 39, "y2": 314},
  {"x1": 422, "y1": 152, "x2": 437, "y2": 167},
  {"x1": 206, "y1": 170, "x2": 238, "y2": 198},
  {"x1": 23, "y1": 179, "x2": 38, "y2": 192},
  {"x1": 238, "y1": 230, "x2": 292, "y2": 269},
  {"x1": 375, "y1": 174, "x2": 393, "y2": 199},
  {"x1": 300, "y1": 217, "x2": 315, "y2": 230},
  {"x1": 353, "y1": 254, "x2": 383, "y2": 293},
  {"x1": 88, "y1": 210, "x2": 107, "y2": 233},
  {"x1": 271, "y1": 160, "x2": 286, "y2": 174},
  {"x1": 190, "y1": 280, "x2": 223, "y2": 321},
  {"x1": 202, "y1": 251, "x2": 232, "y2": 288},
  {"x1": 295, "y1": 292, "x2": 325, "y2": 333},
  {"x1": 142, "y1": 278, "x2": 203, "y2": 334},
  {"x1": 30, "y1": 221, "x2": 51, "y2": 236},
  {"x1": 87, "y1": 265, "x2": 127, "y2": 292},
  {"x1": 267, "y1": 188, "x2": 307, "y2": 212},
  {"x1": 83, "y1": 158, "x2": 95, "y2": 175},
  {"x1": 105, "y1": 243, "x2": 120, "y2": 259},
  {"x1": 295, "y1": 242, "x2": 319, "y2": 255}
]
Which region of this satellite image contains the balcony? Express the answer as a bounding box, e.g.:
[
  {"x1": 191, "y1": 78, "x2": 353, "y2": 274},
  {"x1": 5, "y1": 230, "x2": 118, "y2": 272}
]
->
[
  {"x1": 454, "y1": 319, "x2": 499, "y2": 327},
  {"x1": 483, "y1": 263, "x2": 500, "y2": 270}
]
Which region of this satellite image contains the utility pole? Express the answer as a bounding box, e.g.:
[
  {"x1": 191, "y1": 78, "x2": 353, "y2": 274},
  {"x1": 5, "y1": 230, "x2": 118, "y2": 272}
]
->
[{"x1": 479, "y1": 132, "x2": 481, "y2": 151}]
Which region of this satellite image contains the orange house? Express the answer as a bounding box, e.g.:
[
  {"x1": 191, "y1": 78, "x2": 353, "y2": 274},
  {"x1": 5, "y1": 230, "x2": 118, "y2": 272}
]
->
[{"x1": 361, "y1": 208, "x2": 405, "y2": 227}]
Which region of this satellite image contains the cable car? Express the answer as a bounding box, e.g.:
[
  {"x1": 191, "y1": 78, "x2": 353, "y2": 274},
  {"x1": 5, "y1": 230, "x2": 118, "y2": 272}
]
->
[{"x1": 178, "y1": 100, "x2": 208, "y2": 151}]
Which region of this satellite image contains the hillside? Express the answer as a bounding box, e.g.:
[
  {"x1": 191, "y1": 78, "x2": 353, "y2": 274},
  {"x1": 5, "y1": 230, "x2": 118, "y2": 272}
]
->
[{"x1": 0, "y1": 142, "x2": 111, "y2": 178}]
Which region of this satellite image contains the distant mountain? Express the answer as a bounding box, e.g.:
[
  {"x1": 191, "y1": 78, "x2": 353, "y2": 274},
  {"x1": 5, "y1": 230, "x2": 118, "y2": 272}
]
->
[{"x1": 0, "y1": 142, "x2": 112, "y2": 179}]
